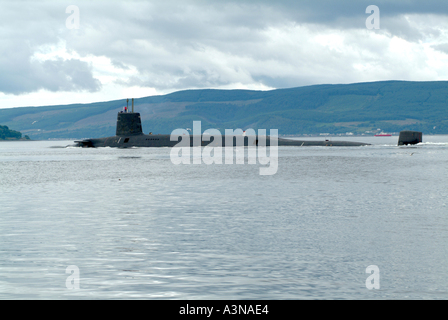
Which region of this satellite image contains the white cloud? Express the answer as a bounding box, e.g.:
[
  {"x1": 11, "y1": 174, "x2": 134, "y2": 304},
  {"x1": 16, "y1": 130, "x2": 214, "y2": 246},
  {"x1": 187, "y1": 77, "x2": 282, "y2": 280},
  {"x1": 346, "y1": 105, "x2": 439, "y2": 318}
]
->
[{"x1": 1, "y1": 1, "x2": 448, "y2": 108}]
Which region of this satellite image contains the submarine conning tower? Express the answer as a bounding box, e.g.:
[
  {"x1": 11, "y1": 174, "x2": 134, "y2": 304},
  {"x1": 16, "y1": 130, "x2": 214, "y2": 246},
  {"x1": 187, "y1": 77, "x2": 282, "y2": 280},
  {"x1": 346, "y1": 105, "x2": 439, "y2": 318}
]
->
[
  {"x1": 116, "y1": 98, "x2": 143, "y2": 136},
  {"x1": 398, "y1": 130, "x2": 422, "y2": 146}
]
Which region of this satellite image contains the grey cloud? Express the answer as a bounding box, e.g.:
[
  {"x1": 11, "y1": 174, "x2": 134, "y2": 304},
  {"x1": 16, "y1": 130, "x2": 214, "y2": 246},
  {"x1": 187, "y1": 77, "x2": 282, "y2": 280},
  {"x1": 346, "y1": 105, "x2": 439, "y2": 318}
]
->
[
  {"x1": 111, "y1": 60, "x2": 130, "y2": 70},
  {"x1": 232, "y1": 0, "x2": 448, "y2": 22},
  {"x1": 37, "y1": 59, "x2": 102, "y2": 93},
  {"x1": 0, "y1": 36, "x2": 101, "y2": 94},
  {"x1": 62, "y1": 1, "x2": 448, "y2": 90},
  {"x1": 0, "y1": 46, "x2": 101, "y2": 94},
  {"x1": 432, "y1": 43, "x2": 448, "y2": 54},
  {"x1": 0, "y1": 1, "x2": 101, "y2": 95},
  {"x1": 1, "y1": 0, "x2": 448, "y2": 95},
  {"x1": 117, "y1": 64, "x2": 233, "y2": 91},
  {"x1": 205, "y1": 0, "x2": 448, "y2": 42}
]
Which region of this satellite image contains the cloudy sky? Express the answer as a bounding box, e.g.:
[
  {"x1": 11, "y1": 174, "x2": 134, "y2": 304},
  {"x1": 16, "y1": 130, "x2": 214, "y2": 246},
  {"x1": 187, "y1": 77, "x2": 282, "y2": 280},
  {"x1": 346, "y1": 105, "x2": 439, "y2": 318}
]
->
[{"x1": 1, "y1": 0, "x2": 448, "y2": 108}]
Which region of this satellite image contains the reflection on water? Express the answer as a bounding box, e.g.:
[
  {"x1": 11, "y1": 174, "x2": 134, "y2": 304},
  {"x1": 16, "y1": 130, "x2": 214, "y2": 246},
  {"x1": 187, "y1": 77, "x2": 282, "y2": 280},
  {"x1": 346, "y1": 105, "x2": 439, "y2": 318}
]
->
[{"x1": 0, "y1": 136, "x2": 447, "y2": 299}]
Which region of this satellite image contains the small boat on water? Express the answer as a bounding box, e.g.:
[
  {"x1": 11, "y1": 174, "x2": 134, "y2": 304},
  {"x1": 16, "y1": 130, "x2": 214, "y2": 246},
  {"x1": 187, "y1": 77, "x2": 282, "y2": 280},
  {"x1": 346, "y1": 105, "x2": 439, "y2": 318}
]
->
[{"x1": 374, "y1": 133, "x2": 392, "y2": 137}]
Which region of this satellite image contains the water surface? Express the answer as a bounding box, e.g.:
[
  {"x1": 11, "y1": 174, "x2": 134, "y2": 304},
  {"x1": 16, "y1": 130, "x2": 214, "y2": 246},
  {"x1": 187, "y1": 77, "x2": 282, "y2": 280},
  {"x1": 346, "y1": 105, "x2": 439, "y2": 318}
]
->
[{"x1": 1, "y1": 135, "x2": 447, "y2": 299}]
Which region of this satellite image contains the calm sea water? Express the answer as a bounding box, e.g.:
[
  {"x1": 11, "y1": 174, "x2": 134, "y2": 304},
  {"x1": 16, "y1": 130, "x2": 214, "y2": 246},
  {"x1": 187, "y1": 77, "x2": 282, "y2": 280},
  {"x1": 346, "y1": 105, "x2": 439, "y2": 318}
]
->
[{"x1": 0, "y1": 135, "x2": 447, "y2": 299}]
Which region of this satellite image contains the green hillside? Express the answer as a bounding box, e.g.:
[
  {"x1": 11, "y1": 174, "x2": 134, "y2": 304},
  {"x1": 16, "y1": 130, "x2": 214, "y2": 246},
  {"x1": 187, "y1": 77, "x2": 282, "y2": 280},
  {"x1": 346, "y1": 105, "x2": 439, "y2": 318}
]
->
[
  {"x1": 0, "y1": 125, "x2": 29, "y2": 140},
  {"x1": 1, "y1": 80, "x2": 447, "y2": 139}
]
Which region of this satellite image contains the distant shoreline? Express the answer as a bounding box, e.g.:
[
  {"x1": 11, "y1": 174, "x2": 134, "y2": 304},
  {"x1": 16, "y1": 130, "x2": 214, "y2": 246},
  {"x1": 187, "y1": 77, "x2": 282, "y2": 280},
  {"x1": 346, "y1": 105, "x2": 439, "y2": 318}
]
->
[{"x1": 0, "y1": 138, "x2": 32, "y2": 141}]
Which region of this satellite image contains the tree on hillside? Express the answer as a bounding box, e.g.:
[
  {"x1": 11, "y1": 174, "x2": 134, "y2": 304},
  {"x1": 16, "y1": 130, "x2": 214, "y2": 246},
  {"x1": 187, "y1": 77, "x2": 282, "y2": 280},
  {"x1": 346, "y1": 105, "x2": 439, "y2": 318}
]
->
[{"x1": 0, "y1": 125, "x2": 23, "y2": 140}]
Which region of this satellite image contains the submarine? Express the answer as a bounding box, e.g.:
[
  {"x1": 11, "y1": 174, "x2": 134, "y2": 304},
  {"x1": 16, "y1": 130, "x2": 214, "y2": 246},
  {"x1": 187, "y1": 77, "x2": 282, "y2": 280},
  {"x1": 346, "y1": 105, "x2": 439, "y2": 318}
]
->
[
  {"x1": 398, "y1": 130, "x2": 423, "y2": 146},
  {"x1": 75, "y1": 99, "x2": 370, "y2": 148}
]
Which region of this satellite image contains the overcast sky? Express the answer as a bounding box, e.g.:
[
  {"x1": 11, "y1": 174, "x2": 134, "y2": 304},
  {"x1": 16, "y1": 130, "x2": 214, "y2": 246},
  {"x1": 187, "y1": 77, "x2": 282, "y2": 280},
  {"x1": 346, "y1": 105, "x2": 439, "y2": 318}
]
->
[{"x1": 1, "y1": 0, "x2": 448, "y2": 108}]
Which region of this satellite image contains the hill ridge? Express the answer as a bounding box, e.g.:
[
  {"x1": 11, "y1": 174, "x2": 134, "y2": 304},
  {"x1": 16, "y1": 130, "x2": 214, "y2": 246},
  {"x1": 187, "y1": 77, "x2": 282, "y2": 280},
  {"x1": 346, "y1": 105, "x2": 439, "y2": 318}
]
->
[{"x1": 1, "y1": 80, "x2": 447, "y2": 139}]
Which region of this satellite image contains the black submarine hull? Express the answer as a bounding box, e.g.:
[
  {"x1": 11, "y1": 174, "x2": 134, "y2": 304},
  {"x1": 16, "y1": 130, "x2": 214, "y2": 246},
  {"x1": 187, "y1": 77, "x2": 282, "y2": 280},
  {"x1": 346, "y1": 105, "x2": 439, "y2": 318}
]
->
[
  {"x1": 398, "y1": 130, "x2": 423, "y2": 146},
  {"x1": 76, "y1": 134, "x2": 369, "y2": 148},
  {"x1": 75, "y1": 111, "x2": 369, "y2": 148}
]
